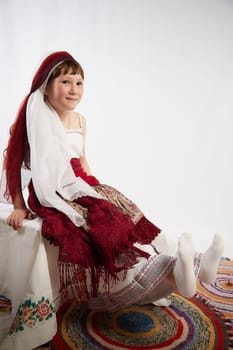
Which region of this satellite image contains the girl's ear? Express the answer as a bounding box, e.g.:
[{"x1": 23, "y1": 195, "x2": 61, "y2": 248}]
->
[
  {"x1": 44, "y1": 85, "x2": 49, "y2": 99},
  {"x1": 44, "y1": 89, "x2": 48, "y2": 102},
  {"x1": 44, "y1": 86, "x2": 48, "y2": 95}
]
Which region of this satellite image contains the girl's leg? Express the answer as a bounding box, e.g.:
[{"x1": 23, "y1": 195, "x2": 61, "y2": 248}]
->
[
  {"x1": 170, "y1": 232, "x2": 224, "y2": 299},
  {"x1": 144, "y1": 233, "x2": 196, "y2": 306},
  {"x1": 173, "y1": 232, "x2": 196, "y2": 298},
  {"x1": 88, "y1": 233, "x2": 224, "y2": 311},
  {"x1": 198, "y1": 233, "x2": 224, "y2": 284}
]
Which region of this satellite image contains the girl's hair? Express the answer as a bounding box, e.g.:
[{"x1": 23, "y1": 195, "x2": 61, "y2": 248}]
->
[{"x1": 47, "y1": 60, "x2": 84, "y2": 85}]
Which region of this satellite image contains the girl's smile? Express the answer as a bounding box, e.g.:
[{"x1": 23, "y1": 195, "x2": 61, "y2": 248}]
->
[{"x1": 45, "y1": 71, "x2": 84, "y2": 117}]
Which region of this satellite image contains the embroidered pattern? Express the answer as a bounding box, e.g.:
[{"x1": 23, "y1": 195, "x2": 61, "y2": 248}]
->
[{"x1": 9, "y1": 297, "x2": 56, "y2": 334}]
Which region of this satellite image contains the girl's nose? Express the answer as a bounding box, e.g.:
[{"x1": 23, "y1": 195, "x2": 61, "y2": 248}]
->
[
  {"x1": 69, "y1": 83, "x2": 77, "y2": 94},
  {"x1": 69, "y1": 87, "x2": 75, "y2": 94}
]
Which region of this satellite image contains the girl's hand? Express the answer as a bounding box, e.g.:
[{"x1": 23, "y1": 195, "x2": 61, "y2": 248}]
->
[{"x1": 7, "y1": 208, "x2": 34, "y2": 230}]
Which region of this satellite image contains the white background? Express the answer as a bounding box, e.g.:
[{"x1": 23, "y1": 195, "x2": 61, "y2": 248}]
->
[{"x1": 0, "y1": 0, "x2": 232, "y2": 257}]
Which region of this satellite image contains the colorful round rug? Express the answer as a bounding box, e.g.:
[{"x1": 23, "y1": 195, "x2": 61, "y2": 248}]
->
[{"x1": 53, "y1": 293, "x2": 229, "y2": 349}]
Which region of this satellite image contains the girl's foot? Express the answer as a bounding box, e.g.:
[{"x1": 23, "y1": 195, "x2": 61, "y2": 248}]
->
[
  {"x1": 173, "y1": 232, "x2": 196, "y2": 298},
  {"x1": 198, "y1": 233, "x2": 224, "y2": 284}
]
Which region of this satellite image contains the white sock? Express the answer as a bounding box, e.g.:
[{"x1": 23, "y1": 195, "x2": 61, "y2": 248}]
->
[
  {"x1": 173, "y1": 232, "x2": 196, "y2": 298},
  {"x1": 198, "y1": 233, "x2": 224, "y2": 284}
]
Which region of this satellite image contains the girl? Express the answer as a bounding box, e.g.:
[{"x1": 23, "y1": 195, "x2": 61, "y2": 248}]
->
[{"x1": 1, "y1": 51, "x2": 223, "y2": 309}]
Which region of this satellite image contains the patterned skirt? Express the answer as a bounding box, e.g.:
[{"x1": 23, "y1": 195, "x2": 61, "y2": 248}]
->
[{"x1": 88, "y1": 251, "x2": 202, "y2": 312}]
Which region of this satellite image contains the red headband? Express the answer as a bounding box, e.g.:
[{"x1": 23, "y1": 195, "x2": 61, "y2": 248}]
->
[{"x1": 5, "y1": 51, "x2": 78, "y2": 202}]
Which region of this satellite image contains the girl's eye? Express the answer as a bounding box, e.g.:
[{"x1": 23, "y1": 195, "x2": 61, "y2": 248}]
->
[
  {"x1": 62, "y1": 80, "x2": 70, "y2": 85},
  {"x1": 77, "y1": 81, "x2": 83, "y2": 86}
]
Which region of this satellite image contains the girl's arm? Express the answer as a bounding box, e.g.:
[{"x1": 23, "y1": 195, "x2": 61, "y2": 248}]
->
[
  {"x1": 7, "y1": 177, "x2": 34, "y2": 230},
  {"x1": 80, "y1": 116, "x2": 92, "y2": 175}
]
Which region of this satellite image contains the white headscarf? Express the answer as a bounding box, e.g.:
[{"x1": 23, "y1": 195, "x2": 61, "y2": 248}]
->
[{"x1": 26, "y1": 80, "x2": 101, "y2": 227}]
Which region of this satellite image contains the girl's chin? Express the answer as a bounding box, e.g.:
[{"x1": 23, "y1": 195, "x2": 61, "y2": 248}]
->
[{"x1": 65, "y1": 103, "x2": 79, "y2": 110}]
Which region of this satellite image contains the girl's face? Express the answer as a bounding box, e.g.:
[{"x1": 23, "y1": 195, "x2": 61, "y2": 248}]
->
[{"x1": 45, "y1": 69, "x2": 84, "y2": 115}]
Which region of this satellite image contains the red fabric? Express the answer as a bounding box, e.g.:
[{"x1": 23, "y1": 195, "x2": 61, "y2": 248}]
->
[
  {"x1": 5, "y1": 51, "x2": 78, "y2": 202},
  {"x1": 27, "y1": 159, "x2": 161, "y2": 301},
  {"x1": 70, "y1": 158, "x2": 99, "y2": 186}
]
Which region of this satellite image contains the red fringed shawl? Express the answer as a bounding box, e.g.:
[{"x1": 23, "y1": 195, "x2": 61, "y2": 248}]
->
[{"x1": 28, "y1": 158, "x2": 161, "y2": 301}]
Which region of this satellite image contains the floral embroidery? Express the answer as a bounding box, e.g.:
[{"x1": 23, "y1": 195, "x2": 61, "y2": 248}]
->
[{"x1": 9, "y1": 297, "x2": 56, "y2": 334}]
